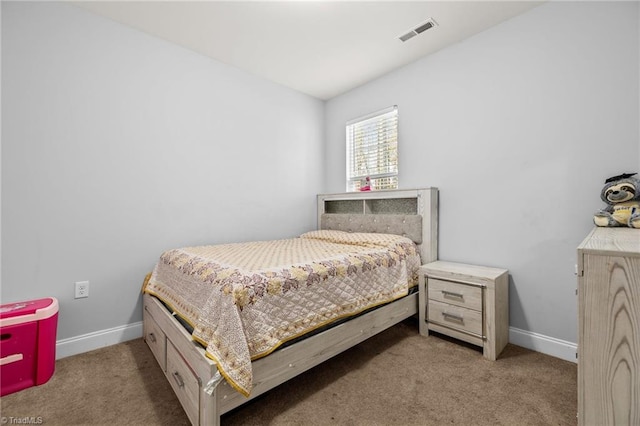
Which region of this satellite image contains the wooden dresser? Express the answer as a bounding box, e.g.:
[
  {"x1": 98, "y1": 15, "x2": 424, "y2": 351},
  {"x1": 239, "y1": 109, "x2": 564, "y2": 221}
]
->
[{"x1": 577, "y1": 227, "x2": 640, "y2": 426}]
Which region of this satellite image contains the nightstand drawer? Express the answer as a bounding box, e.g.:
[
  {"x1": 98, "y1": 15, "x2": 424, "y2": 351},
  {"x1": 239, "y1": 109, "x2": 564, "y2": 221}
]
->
[
  {"x1": 428, "y1": 300, "x2": 482, "y2": 336},
  {"x1": 428, "y1": 278, "x2": 482, "y2": 311}
]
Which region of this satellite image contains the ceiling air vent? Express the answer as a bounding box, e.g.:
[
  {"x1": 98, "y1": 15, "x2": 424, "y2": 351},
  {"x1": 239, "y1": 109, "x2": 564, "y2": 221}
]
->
[{"x1": 398, "y1": 18, "x2": 437, "y2": 42}]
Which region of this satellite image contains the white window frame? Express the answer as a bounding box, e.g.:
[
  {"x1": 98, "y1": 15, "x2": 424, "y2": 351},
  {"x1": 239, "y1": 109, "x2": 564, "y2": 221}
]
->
[{"x1": 346, "y1": 105, "x2": 398, "y2": 192}]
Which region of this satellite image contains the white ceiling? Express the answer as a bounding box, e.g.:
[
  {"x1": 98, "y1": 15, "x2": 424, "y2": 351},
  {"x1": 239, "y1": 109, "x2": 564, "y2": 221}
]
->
[{"x1": 72, "y1": 1, "x2": 544, "y2": 100}]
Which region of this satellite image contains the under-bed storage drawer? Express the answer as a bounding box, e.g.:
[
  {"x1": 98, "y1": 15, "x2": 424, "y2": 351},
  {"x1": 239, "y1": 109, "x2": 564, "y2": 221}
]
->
[
  {"x1": 143, "y1": 305, "x2": 166, "y2": 372},
  {"x1": 166, "y1": 342, "x2": 200, "y2": 426}
]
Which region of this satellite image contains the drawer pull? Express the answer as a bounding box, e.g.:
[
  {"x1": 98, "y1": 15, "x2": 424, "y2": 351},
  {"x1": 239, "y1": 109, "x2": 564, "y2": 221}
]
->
[
  {"x1": 442, "y1": 311, "x2": 464, "y2": 323},
  {"x1": 441, "y1": 290, "x2": 464, "y2": 299},
  {"x1": 172, "y1": 371, "x2": 185, "y2": 388},
  {"x1": 0, "y1": 353, "x2": 24, "y2": 366},
  {"x1": 148, "y1": 332, "x2": 157, "y2": 343}
]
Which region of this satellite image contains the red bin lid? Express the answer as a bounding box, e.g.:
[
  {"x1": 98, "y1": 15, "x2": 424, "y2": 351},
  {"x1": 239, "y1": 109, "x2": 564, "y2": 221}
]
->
[{"x1": 0, "y1": 298, "x2": 56, "y2": 320}]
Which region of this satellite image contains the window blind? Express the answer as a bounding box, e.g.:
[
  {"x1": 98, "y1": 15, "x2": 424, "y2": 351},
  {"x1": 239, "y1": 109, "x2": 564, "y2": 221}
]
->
[{"x1": 346, "y1": 106, "x2": 398, "y2": 191}]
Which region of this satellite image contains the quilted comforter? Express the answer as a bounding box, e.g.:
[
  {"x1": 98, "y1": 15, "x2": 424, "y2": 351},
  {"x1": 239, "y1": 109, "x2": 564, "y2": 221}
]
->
[{"x1": 144, "y1": 230, "x2": 421, "y2": 396}]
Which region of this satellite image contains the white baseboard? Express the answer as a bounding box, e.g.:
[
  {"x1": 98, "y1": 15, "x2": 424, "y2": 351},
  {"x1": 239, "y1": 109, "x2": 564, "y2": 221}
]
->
[
  {"x1": 56, "y1": 321, "x2": 143, "y2": 360},
  {"x1": 509, "y1": 326, "x2": 577, "y2": 363},
  {"x1": 55, "y1": 322, "x2": 577, "y2": 364}
]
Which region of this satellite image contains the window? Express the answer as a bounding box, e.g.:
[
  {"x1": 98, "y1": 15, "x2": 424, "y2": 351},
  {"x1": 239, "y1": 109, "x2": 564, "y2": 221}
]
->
[{"x1": 346, "y1": 106, "x2": 398, "y2": 191}]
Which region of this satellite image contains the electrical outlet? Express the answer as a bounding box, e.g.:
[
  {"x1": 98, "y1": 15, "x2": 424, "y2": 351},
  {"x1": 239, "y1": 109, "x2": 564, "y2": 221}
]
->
[{"x1": 75, "y1": 281, "x2": 89, "y2": 299}]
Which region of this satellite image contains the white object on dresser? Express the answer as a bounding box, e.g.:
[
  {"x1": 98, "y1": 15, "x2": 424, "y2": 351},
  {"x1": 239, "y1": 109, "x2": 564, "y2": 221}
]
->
[
  {"x1": 418, "y1": 261, "x2": 509, "y2": 361},
  {"x1": 577, "y1": 227, "x2": 640, "y2": 426}
]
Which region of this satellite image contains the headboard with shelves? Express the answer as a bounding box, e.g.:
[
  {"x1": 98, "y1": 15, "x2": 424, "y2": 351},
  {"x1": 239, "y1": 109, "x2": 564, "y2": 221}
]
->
[{"x1": 317, "y1": 188, "x2": 438, "y2": 264}]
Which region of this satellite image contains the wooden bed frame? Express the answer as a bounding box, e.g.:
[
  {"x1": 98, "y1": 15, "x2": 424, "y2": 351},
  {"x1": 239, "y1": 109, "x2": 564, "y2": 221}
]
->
[{"x1": 142, "y1": 188, "x2": 438, "y2": 425}]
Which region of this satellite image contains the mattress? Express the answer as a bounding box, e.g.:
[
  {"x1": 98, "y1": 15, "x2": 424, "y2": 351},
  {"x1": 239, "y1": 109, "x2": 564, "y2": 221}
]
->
[{"x1": 143, "y1": 230, "x2": 421, "y2": 397}]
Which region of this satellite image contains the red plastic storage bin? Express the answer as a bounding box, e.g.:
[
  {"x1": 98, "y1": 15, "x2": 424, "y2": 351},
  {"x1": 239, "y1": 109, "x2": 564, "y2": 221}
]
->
[{"x1": 0, "y1": 297, "x2": 58, "y2": 396}]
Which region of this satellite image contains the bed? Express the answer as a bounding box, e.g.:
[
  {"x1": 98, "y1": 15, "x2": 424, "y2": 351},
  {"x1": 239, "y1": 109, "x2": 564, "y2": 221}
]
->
[{"x1": 142, "y1": 188, "x2": 438, "y2": 425}]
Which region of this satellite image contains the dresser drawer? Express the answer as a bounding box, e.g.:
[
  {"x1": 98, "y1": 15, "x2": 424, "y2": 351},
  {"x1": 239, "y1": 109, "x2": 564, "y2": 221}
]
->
[
  {"x1": 428, "y1": 300, "x2": 482, "y2": 336},
  {"x1": 428, "y1": 278, "x2": 482, "y2": 311},
  {"x1": 166, "y1": 342, "x2": 200, "y2": 426},
  {"x1": 143, "y1": 307, "x2": 166, "y2": 372}
]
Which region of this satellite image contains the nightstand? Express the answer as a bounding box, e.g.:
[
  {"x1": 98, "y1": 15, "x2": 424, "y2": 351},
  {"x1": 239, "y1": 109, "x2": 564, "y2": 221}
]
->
[{"x1": 418, "y1": 261, "x2": 509, "y2": 360}]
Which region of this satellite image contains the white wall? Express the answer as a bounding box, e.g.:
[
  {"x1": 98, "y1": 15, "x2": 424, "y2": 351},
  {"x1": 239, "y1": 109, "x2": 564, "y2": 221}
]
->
[
  {"x1": 325, "y1": 1, "x2": 640, "y2": 352},
  {"x1": 1, "y1": 2, "x2": 324, "y2": 344}
]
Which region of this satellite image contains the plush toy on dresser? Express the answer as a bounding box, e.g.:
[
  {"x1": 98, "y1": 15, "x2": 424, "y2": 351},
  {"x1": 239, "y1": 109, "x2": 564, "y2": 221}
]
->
[{"x1": 593, "y1": 172, "x2": 640, "y2": 228}]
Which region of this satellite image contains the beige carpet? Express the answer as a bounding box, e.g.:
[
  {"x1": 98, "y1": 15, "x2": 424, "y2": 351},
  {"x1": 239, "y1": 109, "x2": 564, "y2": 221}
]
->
[{"x1": 1, "y1": 319, "x2": 577, "y2": 425}]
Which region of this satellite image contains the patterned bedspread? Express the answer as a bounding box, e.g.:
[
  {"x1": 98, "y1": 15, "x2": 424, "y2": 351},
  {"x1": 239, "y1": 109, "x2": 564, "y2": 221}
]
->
[{"x1": 144, "y1": 230, "x2": 421, "y2": 397}]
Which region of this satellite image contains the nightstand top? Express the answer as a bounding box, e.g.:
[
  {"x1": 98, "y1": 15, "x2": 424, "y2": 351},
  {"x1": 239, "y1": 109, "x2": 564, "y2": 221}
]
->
[{"x1": 420, "y1": 260, "x2": 508, "y2": 281}]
